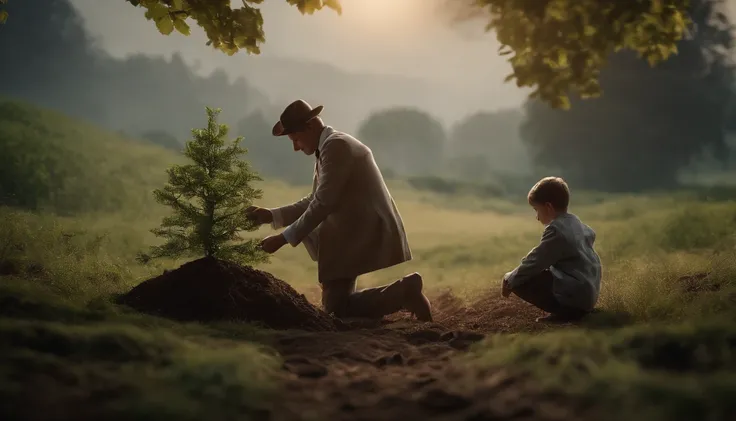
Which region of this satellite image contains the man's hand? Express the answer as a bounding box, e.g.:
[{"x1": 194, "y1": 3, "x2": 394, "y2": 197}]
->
[
  {"x1": 501, "y1": 276, "x2": 512, "y2": 298},
  {"x1": 260, "y1": 234, "x2": 287, "y2": 254},
  {"x1": 245, "y1": 205, "x2": 273, "y2": 225}
]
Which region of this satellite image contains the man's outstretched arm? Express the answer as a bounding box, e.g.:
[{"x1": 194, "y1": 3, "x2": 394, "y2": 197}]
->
[
  {"x1": 269, "y1": 193, "x2": 313, "y2": 230},
  {"x1": 267, "y1": 164, "x2": 318, "y2": 229}
]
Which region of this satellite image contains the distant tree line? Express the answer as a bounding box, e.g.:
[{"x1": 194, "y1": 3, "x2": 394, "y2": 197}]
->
[
  {"x1": 358, "y1": 0, "x2": 736, "y2": 193},
  {"x1": 2, "y1": 0, "x2": 736, "y2": 194},
  {"x1": 520, "y1": 0, "x2": 736, "y2": 192}
]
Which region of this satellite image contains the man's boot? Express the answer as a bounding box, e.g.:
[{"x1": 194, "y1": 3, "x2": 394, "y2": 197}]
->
[{"x1": 402, "y1": 272, "x2": 433, "y2": 322}]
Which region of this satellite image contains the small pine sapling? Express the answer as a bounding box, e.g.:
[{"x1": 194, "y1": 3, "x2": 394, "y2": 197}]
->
[{"x1": 140, "y1": 106, "x2": 267, "y2": 265}]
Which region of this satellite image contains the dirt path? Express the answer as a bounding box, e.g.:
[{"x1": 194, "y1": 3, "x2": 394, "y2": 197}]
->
[
  {"x1": 117, "y1": 261, "x2": 591, "y2": 420},
  {"x1": 266, "y1": 293, "x2": 590, "y2": 421}
]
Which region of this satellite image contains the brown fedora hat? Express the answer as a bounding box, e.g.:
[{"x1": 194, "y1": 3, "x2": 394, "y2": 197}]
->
[{"x1": 272, "y1": 99, "x2": 324, "y2": 136}]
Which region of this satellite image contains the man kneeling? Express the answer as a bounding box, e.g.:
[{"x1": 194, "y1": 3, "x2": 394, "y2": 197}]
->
[
  {"x1": 246, "y1": 99, "x2": 432, "y2": 321},
  {"x1": 502, "y1": 177, "x2": 602, "y2": 323}
]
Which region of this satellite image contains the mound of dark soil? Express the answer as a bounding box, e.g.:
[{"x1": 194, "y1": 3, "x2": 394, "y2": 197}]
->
[{"x1": 118, "y1": 257, "x2": 337, "y2": 331}]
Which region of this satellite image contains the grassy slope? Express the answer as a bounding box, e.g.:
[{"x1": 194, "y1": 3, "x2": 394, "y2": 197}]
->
[
  {"x1": 0, "y1": 100, "x2": 183, "y2": 215},
  {"x1": 2, "y1": 100, "x2": 736, "y2": 420}
]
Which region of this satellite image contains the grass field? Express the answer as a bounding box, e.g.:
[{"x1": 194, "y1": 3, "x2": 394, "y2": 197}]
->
[{"x1": 2, "y1": 100, "x2": 736, "y2": 420}]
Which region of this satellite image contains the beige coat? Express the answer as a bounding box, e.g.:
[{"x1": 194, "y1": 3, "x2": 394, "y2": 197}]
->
[{"x1": 270, "y1": 127, "x2": 412, "y2": 282}]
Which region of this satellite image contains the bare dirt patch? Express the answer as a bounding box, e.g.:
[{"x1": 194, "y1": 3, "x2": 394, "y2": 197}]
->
[
  {"x1": 120, "y1": 261, "x2": 590, "y2": 420},
  {"x1": 430, "y1": 289, "x2": 553, "y2": 334},
  {"x1": 264, "y1": 290, "x2": 589, "y2": 421}
]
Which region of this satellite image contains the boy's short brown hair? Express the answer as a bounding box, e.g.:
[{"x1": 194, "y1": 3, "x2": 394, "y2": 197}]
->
[{"x1": 527, "y1": 176, "x2": 570, "y2": 211}]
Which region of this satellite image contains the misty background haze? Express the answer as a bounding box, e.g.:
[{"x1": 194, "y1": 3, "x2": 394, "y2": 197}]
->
[
  {"x1": 67, "y1": 0, "x2": 532, "y2": 131},
  {"x1": 2, "y1": 0, "x2": 736, "y2": 194},
  {"x1": 64, "y1": 0, "x2": 736, "y2": 125}
]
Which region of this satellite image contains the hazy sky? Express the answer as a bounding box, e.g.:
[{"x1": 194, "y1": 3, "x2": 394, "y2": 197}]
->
[
  {"x1": 68, "y1": 0, "x2": 532, "y2": 110},
  {"x1": 67, "y1": 0, "x2": 736, "y2": 116}
]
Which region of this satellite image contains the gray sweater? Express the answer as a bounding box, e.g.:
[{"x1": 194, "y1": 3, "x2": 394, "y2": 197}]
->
[{"x1": 505, "y1": 213, "x2": 602, "y2": 311}]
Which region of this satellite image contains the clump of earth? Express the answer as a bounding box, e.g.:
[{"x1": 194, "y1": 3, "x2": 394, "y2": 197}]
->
[{"x1": 117, "y1": 256, "x2": 338, "y2": 331}]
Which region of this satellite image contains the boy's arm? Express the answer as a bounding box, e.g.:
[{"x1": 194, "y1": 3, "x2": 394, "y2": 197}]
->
[{"x1": 505, "y1": 224, "x2": 567, "y2": 289}]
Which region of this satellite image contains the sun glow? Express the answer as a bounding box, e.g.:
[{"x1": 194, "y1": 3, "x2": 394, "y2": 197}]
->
[{"x1": 341, "y1": 0, "x2": 429, "y2": 36}]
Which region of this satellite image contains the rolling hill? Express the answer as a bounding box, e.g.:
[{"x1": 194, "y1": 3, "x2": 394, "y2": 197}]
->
[{"x1": 0, "y1": 100, "x2": 184, "y2": 215}]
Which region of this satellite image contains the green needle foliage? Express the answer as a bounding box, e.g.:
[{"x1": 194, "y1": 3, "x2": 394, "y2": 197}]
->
[{"x1": 141, "y1": 106, "x2": 267, "y2": 265}]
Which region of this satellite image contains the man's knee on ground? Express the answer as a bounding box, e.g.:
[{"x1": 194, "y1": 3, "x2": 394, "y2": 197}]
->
[{"x1": 321, "y1": 290, "x2": 351, "y2": 317}]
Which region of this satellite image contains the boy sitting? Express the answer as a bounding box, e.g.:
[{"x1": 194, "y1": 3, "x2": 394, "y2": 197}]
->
[{"x1": 502, "y1": 176, "x2": 602, "y2": 323}]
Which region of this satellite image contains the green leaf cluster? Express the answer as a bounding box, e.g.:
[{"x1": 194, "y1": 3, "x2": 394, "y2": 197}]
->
[
  {"x1": 0, "y1": 0, "x2": 9, "y2": 24},
  {"x1": 473, "y1": 0, "x2": 692, "y2": 108},
  {"x1": 126, "y1": 0, "x2": 342, "y2": 56},
  {"x1": 142, "y1": 106, "x2": 267, "y2": 265},
  {"x1": 518, "y1": 0, "x2": 734, "y2": 191}
]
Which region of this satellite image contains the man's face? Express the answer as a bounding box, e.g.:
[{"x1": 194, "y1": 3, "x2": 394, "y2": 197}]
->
[{"x1": 288, "y1": 127, "x2": 317, "y2": 156}]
